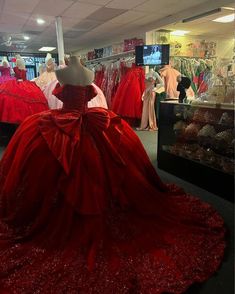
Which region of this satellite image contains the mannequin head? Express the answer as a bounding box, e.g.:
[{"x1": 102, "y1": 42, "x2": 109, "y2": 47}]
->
[
  {"x1": 16, "y1": 56, "x2": 26, "y2": 70},
  {"x1": 64, "y1": 54, "x2": 70, "y2": 66},
  {"x1": 2, "y1": 57, "x2": 9, "y2": 68},
  {"x1": 45, "y1": 53, "x2": 55, "y2": 72},
  {"x1": 55, "y1": 56, "x2": 94, "y2": 86}
]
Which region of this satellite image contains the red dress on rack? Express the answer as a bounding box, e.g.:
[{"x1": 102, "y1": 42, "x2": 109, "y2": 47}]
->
[
  {"x1": 0, "y1": 80, "x2": 49, "y2": 123},
  {"x1": 0, "y1": 83, "x2": 225, "y2": 294},
  {"x1": 112, "y1": 64, "x2": 145, "y2": 119}
]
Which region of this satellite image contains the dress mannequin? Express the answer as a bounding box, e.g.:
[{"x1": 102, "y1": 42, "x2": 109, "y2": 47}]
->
[
  {"x1": 159, "y1": 64, "x2": 180, "y2": 99},
  {"x1": 57, "y1": 55, "x2": 94, "y2": 86},
  {"x1": 43, "y1": 55, "x2": 108, "y2": 109},
  {"x1": 137, "y1": 77, "x2": 158, "y2": 131},
  {"x1": 13, "y1": 55, "x2": 27, "y2": 81},
  {"x1": 35, "y1": 53, "x2": 56, "y2": 90},
  {"x1": 177, "y1": 75, "x2": 192, "y2": 103},
  {"x1": 0, "y1": 57, "x2": 15, "y2": 84}
]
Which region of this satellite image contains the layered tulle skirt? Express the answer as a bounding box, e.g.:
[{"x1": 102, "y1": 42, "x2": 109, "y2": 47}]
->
[{"x1": 0, "y1": 76, "x2": 15, "y2": 85}]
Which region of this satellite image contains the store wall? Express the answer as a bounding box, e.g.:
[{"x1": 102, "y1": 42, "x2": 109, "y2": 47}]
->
[
  {"x1": 215, "y1": 38, "x2": 234, "y2": 60},
  {"x1": 73, "y1": 32, "x2": 145, "y2": 57},
  {"x1": 146, "y1": 31, "x2": 234, "y2": 60}
]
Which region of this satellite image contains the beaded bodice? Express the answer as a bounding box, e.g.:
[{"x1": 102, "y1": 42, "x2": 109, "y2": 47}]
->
[{"x1": 52, "y1": 83, "x2": 97, "y2": 112}]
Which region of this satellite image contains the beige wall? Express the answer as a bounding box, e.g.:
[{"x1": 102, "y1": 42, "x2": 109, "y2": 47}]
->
[{"x1": 146, "y1": 31, "x2": 234, "y2": 60}]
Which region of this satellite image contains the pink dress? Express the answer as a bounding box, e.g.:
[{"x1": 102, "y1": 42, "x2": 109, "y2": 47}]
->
[
  {"x1": 35, "y1": 71, "x2": 57, "y2": 91},
  {"x1": 138, "y1": 86, "x2": 157, "y2": 131},
  {"x1": 43, "y1": 81, "x2": 108, "y2": 109},
  {"x1": 159, "y1": 65, "x2": 180, "y2": 99},
  {"x1": 0, "y1": 66, "x2": 15, "y2": 84}
]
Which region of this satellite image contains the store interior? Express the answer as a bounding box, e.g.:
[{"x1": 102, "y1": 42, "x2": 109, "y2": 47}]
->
[{"x1": 0, "y1": 0, "x2": 234, "y2": 293}]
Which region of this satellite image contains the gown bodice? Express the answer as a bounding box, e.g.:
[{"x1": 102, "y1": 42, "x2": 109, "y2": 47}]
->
[
  {"x1": 0, "y1": 66, "x2": 11, "y2": 77},
  {"x1": 13, "y1": 67, "x2": 27, "y2": 81},
  {"x1": 52, "y1": 83, "x2": 97, "y2": 113}
]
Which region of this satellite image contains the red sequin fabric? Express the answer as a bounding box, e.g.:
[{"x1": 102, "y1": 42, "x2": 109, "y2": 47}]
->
[{"x1": 0, "y1": 84, "x2": 225, "y2": 293}]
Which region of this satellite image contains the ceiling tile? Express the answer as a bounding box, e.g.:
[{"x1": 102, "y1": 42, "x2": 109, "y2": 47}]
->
[
  {"x1": 33, "y1": 0, "x2": 74, "y2": 16},
  {"x1": 0, "y1": 12, "x2": 30, "y2": 26},
  {"x1": 73, "y1": 19, "x2": 103, "y2": 31},
  {"x1": 23, "y1": 14, "x2": 54, "y2": 32},
  {"x1": 89, "y1": 21, "x2": 123, "y2": 34},
  {"x1": 64, "y1": 30, "x2": 86, "y2": 38},
  {"x1": 109, "y1": 10, "x2": 146, "y2": 24},
  {"x1": 4, "y1": 0, "x2": 41, "y2": 14},
  {"x1": 134, "y1": 0, "x2": 208, "y2": 13},
  {"x1": 63, "y1": 2, "x2": 101, "y2": 18},
  {"x1": 63, "y1": 16, "x2": 83, "y2": 30},
  {"x1": 106, "y1": 0, "x2": 148, "y2": 9},
  {"x1": 87, "y1": 7, "x2": 127, "y2": 21},
  {"x1": 78, "y1": 0, "x2": 111, "y2": 4},
  {"x1": 22, "y1": 23, "x2": 47, "y2": 33},
  {"x1": 0, "y1": 24, "x2": 23, "y2": 33},
  {"x1": 130, "y1": 13, "x2": 166, "y2": 26}
]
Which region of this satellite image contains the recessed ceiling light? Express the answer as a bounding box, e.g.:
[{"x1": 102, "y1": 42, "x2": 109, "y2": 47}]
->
[
  {"x1": 39, "y1": 47, "x2": 56, "y2": 52},
  {"x1": 170, "y1": 30, "x2": 190, "y2": 36},
  {"x1": 37, "y1": 18, "x2": 45, "y2": 25},
  {"x1": 23, "y1": 36, "x2": 30, "y2": 40},
  {"x1": 213, "y1": 13, "x2": 235, "y2": 23}
]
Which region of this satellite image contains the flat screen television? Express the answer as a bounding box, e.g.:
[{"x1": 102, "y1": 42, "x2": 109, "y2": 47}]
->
[{"x1": 135, "y1": 44, "x2": 170, "y2": 66}]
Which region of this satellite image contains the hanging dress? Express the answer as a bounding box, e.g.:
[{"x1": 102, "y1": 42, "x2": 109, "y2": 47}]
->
[
  {"x1": 112, "y1": 64, "x2": 145, "y2": 119},
  {"x1": 138, "y1": 85, "x2": 157, "y2": 131}
]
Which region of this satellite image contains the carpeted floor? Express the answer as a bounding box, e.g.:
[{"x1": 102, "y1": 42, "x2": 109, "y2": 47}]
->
[
  {"x1": 136, "y1": 130, "x2": 234, "y2": 294},
  {"x1": 0, "y1": 131, "x2": 234, "y2": 294}
]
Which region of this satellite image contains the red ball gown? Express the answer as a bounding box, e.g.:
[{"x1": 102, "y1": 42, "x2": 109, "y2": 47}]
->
[
  {"x1": 0, "y1": 80, "x2": 49, "y2": 124},
  {"x1": 112, "y1": 65, "x2": 145, "y2": 119},
  {"x1": 0, "y1": 83, "x2": 225, "y2": 293},
  {"x1": 13, "y1": 67, "x2": 27, "y2": 81}
]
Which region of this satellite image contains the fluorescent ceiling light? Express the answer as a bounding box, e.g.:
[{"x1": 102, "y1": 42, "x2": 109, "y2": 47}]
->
[
  {"x1": 39, "y1": 47, "x2": 56, "y2": 52},
  {"x1": 213, "y1": 13, "x2": 235, "y2": 23},
  {"x1": 170, "y1": 30, "x2": 190, "y2": 36},
  {"x1": 23, "y1": 36, "x2": 30, "y2": 40},
  {"x1": 222, "y1": 7, "x2": 235, "y2": 11},
  {"x1": 183, "y1": 8, "x2": 221, "y2": 23},
  {"x1": 37, "y1": 18, "x2": 45, "y2": 25}
]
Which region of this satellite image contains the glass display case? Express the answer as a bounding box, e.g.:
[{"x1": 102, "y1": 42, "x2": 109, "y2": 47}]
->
[{"x1": 157, "y1": 101, "x2": 234, "y2": 201}]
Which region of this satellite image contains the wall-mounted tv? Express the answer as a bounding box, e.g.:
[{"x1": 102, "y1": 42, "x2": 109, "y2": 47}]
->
[{"x1": 135, "y1": 44, "x2": 170, "y2": 66}]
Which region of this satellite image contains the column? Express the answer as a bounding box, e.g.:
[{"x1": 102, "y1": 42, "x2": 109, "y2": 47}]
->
[{"x1": 55, "y1": 16, "x2": 65, "y2": 65}]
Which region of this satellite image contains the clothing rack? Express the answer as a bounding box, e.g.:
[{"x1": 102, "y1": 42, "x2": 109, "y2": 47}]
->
[{"x1": 86, "y1": 50, "x2": 135, "y2": 65}]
